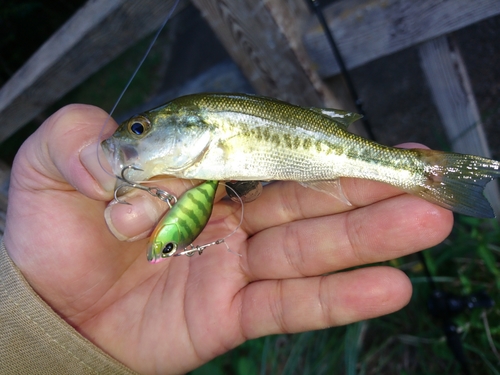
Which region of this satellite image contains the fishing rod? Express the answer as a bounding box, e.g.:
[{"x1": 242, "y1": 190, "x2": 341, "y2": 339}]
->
[{"x1": 306, "y1": 0, "x2": 376, "y2": 141}]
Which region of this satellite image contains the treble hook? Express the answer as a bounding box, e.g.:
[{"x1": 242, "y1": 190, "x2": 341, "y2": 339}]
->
[
  {"x1": 114, "y1": 165, "x2": 177, "y2": 207},
  {"x1": 173, "y1": 239, "x2": 227, "y2": 257}
]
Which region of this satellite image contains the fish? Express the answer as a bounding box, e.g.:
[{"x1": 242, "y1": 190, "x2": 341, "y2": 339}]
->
[
  {"x1": 102, "y1": 93, "x2": 500, "y2": 218},
  {"x1": 147, "y1": 180, "x2": 218, "y2": 263}
]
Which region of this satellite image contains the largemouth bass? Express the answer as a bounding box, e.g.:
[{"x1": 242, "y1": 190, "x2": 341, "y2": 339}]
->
[{"x1": 102, "y1": 93, "x2": 500, "y2": 218}]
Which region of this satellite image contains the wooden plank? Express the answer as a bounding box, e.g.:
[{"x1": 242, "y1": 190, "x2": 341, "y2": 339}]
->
[
  {"x1": 191, "y1": 0, "x2": 342, "y2": 108},
  {"x1": 0, "y1": 0, "x2": 187, "y2": 143},
  {"x1": 305, "y1": 0, "x2": 500, "y2": 78},
  {"x1": 419, "y1": 35, "x2": 500, "y2": 217}
]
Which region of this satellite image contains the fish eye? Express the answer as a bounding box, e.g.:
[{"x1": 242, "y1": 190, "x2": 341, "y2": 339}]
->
[
  {"x1": 161, "y1": 242, "x2": 178, "y2": 258},
  {"x1": 127, "y1": 116, "x2": 151, "y2": 137},
  {"x1": 131, "y1": 122, "x2": 144, "y2": 135}
]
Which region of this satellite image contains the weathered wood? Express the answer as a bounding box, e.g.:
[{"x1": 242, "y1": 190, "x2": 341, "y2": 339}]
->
[
  {"x1": 419, "y1": 35, "x2": 500, "y2": 217},
  {"x1": 191, "y1": 0, "x2": 342, "y2": 108},
  {"x1": 0, "y1": 0, "x2": 187, "y2": 143},
  {"x1": 117, "y1": 61, "x2": 254, "y2": 122},
  {"x1": 305, "y1": 0, "x2": 500, "y2": 78},
  {"x1": 5, "y1": 0, "x2": 495, "y2": 140}
]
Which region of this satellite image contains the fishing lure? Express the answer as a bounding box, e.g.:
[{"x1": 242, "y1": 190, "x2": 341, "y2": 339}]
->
[
  {"x1": 102, "y1": 93, "x2": 500, "y2": 219},
  {"x1": 146, "y1": 180, "x2": 219, "y2": 263}
]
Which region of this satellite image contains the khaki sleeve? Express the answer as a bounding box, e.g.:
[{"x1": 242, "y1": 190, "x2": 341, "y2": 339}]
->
[{"x1": 0, "y1": 239, "x2": 138, "y2": 375}]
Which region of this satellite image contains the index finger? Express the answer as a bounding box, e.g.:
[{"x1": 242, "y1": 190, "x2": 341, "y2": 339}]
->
[
  {"x1": 241, "y1": 178, "x2": 404, "y2": 235},
  {"x1": 240, "y1": 193, "x2": 453, "y2": 281}
]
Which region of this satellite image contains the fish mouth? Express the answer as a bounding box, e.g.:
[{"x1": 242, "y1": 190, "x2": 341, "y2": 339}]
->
[
  {"x1": 101, "y1": 139, "x2": 141, "y2": 176},
  {"x1": 100, "y1": 138, "x2": 113, "y2": 156},
  {"x1": 100, "y1": 139, "x2": 119, "y2": 174}
]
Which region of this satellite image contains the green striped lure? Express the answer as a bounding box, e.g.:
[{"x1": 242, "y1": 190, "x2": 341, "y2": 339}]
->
[
  {"x1": 147, "y1": 180, "x2": 218, "y2": 262},
  {"x1": 146, "y1": 180, "x2": 242, "y2": 263}
]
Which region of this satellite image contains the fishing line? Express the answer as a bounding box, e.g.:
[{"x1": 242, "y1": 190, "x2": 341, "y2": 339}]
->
[
  {"x1": 220, "y1": 182, "x2": 245, "y2": 245},
  {"x1": 96, "y1": 0, "x2": 181, "y2": 179}
]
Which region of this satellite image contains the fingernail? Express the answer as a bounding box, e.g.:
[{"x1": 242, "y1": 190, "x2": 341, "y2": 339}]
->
[
  {"x1": 80, "y1": 143, "x2": 117, "y2": 193},
  {"x1": 104, "y1": 194, "x2": 165, "y2": 241}
]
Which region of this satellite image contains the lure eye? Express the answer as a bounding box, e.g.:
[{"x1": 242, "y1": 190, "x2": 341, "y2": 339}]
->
[
  {"x1": 161, "y1": 242, "x2": 178, "y2": 258},
  {"x1": 127, "y1": 116, "x2": 151, "y2": 137}
]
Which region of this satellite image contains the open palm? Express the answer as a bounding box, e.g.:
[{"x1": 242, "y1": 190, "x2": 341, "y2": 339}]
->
[{"x1": 4, "y1": 105, "x2": 453, "y2": 375}]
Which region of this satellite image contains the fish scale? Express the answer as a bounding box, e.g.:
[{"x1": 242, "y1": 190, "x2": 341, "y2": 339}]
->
[{"x1": 103, "y1": 93, "x2": 500, "y2": 218}]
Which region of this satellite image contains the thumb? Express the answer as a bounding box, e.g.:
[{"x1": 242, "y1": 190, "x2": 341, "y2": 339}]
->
[
  {"x1": 12, "y1": 104, "x2": 117, "y2": 200},
  {"x1": 103, "y1": 179, "x2": 199, "y2": 241},
  {"x1": 5, "y1": 104, "x2": 118, "y2": 271}
]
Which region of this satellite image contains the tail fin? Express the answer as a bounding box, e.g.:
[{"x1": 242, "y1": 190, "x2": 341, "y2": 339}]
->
[{"x1": 412, "y1": 149, "x2": 500, "y2": 218}]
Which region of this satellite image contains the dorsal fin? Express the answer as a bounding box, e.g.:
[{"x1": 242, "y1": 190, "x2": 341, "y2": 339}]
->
[{"x1": 308, "y1": 107, "x2": 363, "y2": 129}]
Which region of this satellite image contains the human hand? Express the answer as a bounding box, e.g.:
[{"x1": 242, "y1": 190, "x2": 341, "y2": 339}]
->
[{"x1": 4, "y1": 104, "x2": 453, "y2": 374}]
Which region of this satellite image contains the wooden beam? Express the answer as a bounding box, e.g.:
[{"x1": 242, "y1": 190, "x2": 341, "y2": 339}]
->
[
  {"x1": 305, "y1": 0, "x2": 500, "y2": 78},
  {"x1": 0, "y1": 0, "x2": 187, "y2": 143},
  {"x1": 419, "y1": 35, "x2": 500, "y2": 217},
  {"x1": 191, "y1": 0, "x2": 342, "y2": 108}
]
